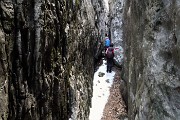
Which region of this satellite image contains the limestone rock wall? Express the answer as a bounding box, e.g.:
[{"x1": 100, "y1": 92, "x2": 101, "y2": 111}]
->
[
  {"x1": 0, "y1": 0, "x2": 96, "y2": 120},
  {"x1": 123, "y1": 0, "x2": 180, "y2": 119},
  {"x1": 109, "y1": 0, "x2": 124, "y2": 67},
  {"x1": 92, "y1": 0, "x2": 109, "y2": 40},
  {"x1": 91, "y1": 0, "x2": 110, "y2": 60}
]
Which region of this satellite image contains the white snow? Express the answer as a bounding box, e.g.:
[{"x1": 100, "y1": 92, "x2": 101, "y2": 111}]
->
[{"x1": 89, "y1": 59, "x2": 115, "y2": 120}]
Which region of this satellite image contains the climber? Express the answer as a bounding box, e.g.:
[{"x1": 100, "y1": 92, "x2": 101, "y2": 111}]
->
[
  {"x1": 104, "y1": 34, "x2": 110, "y2": 53},
  {"x1": 106, "y1": 43, "x2": 114, "y2": 73}
]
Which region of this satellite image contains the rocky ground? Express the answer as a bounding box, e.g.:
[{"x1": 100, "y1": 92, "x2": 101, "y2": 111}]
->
[{"x1": 101, "y1": 67, "x2": 128, "y2": 120}]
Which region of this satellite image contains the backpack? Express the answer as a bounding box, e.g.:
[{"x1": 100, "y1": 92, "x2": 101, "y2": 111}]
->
[{"x1": 106, "y1": 47, "x2": 114, "y2": 58}]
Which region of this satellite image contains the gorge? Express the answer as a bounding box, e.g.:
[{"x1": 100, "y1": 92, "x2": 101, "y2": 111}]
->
[{"x1": 0, "y1": 0, "x2": 180, "y2": 120}]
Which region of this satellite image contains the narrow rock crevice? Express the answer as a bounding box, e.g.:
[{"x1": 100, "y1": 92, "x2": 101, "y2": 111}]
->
[{"x1": 0, "y1": 0, "x2": 179, "y2": 120}]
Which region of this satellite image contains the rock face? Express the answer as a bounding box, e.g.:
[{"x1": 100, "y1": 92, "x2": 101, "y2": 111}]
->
[
  {"x1": 0, "y1": 0, "x2": 97, "y2": 120},
  {"x1": 123, "y1": 0, "x2": 180, "y2": 120},
  {"x1": 91, "y1": 0, "x2": 109, "y2": 60},
  {"x1": 108, "y1": 0, "x2": 128, "y2": 109},
  {"x1": 109, "y1": 0, "x2": 124, "y2": 67},
  {"x1": 92, "y1": 0, "x2": 109, "y2": 40}
]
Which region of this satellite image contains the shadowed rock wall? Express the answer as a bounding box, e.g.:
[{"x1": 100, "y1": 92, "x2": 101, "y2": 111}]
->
[
  {"x1": 92, "y1": 0, "x2": 109, "y2": 40},
  {"x1": 123, "y1": 0, "x2": 180, "y2": 119},
  {"x1": 0, "y1": 0, "x2": 96, "y2": 120},
  {"x1": 91, "y1": 0, "x2": 110, "y2": 60}
]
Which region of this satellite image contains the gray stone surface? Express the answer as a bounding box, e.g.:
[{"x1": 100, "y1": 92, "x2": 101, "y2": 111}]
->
[
  {"x1": 0, "y1": 0, "x2": 97, "y2": 120},
  {"x1": 123, "y1": 0, "x2": 180, "y2": 119},
  {"x1": 109, "y1": 0, "x2": 124, "y2": 67}
]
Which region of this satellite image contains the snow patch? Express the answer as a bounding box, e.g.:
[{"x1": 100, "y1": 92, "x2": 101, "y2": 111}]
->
[{"x1": 89, "y1": 60, "x2": 115, "y2": 120}]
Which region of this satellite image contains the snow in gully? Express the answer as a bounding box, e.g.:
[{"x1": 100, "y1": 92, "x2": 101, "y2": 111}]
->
[{"x1": 89, "y1": 60, "x2": 115, "y2": 120}]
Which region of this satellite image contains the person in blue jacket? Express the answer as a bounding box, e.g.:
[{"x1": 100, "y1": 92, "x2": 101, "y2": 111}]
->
[{"x1": 104, "y1": 34, "x2": 110, "y2": 52}]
